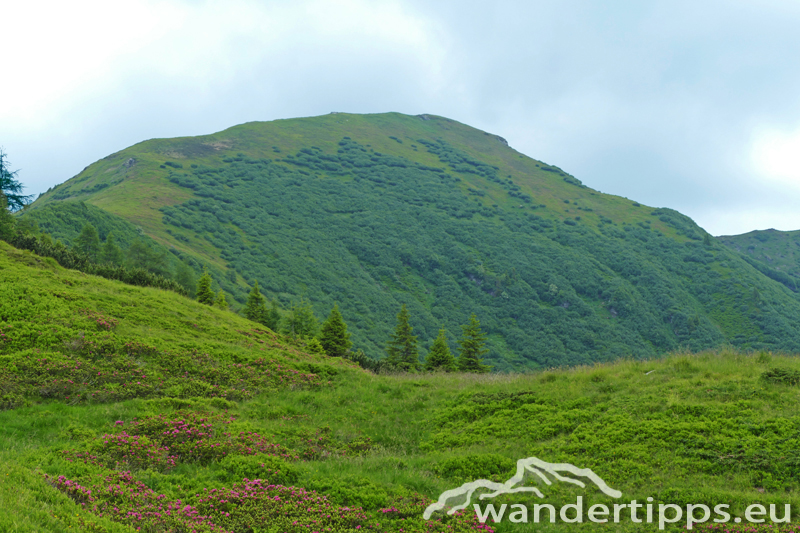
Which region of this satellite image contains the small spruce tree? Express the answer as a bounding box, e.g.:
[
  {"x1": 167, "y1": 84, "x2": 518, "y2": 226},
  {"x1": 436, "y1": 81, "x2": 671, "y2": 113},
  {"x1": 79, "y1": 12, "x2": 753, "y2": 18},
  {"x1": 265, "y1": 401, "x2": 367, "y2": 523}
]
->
[
  {"x1": 73, "y1": 223, "x2": 101, "y2": 261},
  {"x1": 215, "y1": 290, "x2": 228, "y2": 310},
  {"x1": 244, "y1": 281, "x2": 267, "y2": 323},
  {"x1": 305, "y1": 337, "x2": 326, "y2": 355},
  {"x1": 319, "y1": 304, "x2": 352, "y2": 358},
  {"x1": 386, "y1": 304, "x2": 420, "y2": 371},
  {"x1": 457, "y1": 313, "x2": 491, "y2": 373},
  {"x1": 424, "y1": 328, "x2": 456, "y2": 372},
  {"x1": 196, "y1": 268, "x2": 215, "y2": 305}
]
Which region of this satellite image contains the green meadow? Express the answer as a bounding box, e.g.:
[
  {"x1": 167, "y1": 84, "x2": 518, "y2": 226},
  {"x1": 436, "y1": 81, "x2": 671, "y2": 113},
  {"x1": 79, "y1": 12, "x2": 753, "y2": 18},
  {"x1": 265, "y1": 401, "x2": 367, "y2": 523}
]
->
[{"x1": 2, "y1": 240, "x2": 800, "y2": 532}]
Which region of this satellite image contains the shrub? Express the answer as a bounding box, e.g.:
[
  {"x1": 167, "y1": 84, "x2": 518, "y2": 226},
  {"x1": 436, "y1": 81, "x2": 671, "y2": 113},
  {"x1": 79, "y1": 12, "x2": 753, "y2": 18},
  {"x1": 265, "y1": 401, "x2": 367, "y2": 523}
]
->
[{"x1": 761, "y1": 367, "x2": 800, "y2": 385}]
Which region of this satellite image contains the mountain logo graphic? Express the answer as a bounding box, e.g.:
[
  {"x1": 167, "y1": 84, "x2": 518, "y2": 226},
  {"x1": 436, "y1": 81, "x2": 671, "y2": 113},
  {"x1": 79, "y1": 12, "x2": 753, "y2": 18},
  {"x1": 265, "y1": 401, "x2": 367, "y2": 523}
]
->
[{"x1": 423, "y1": 457, "x2": 622, "y2": 520}]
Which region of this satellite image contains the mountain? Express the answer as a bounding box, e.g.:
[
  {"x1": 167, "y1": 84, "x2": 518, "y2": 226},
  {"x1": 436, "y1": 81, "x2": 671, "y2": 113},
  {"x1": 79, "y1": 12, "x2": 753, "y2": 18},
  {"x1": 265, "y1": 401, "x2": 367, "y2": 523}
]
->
[
  {"x1": 718, "y1": 229, "x2": 800, "y2": 293},
  {"x1": 21, "y1": 112, "x2": 800, "y2": 369}
]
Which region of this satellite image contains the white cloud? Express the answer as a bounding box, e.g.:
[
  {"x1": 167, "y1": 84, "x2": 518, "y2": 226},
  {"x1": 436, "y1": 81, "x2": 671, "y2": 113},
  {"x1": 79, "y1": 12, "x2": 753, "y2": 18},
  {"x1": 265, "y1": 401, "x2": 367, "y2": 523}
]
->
[
  {"x1": 750, "y1": 125, "x2": 800, "y2": 189},
  {"x1": 4, "y1": 0, "x2": 800, "y2": 236}
]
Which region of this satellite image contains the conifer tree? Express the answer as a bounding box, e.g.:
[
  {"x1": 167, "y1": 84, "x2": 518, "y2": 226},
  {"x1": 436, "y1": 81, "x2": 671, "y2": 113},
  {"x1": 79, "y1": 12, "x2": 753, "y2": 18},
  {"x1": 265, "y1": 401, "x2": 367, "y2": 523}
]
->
[
  {"x1": 73, "y1": 223, "x2": 101, "y2": 261},
  {"x1": 264, "y1": 299, "x2": 282, "y2": 331},
  {"x1": 244, "y1": 281, "x2": 267, "y2": 323},
  {"x1": 215, "y1": 290, "x2": 228, "y2": 310},
  {"x1": 0, "y1": 193, "x2": 15, "y2": 239},
  {"x1": 196, "y1": 268, "x2": 215, "y2": 305},
  {"x1": 386, "y1": 304, "x2": 420, "y2": 371},
  {"x1": 319, "y1": 304, "x2": 352, "y2": 358},
  {"x1": 457, "y1": 313, "x2": 491, "y2": 373},
  {"x1": 100, "y1": 232, "x2": 124, "y2": 265},
  {"x1": 424, "y1": 328, "x2": 456, "y2": 372},
  {"x1": 305, "y1": 337, "x2": 326, "y2": 355},
  {"x1": 0, "y1": 149, "x2": 32, "y2": 211},
  {"x1": 174, "y1": 261, "x2": 196, "y2": 297},
  {"x1": 282, "y1": 299, "x2": 319, "y2": 339},
  {"x1": 127, "y1": 238, "x2": 168, "y2": 276}
]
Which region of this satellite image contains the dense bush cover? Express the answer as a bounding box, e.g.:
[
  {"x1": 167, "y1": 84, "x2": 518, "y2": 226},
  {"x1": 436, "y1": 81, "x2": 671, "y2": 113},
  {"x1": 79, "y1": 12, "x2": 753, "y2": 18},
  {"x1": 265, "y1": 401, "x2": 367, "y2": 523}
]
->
[
  {"x1": 151, "y1": 137, "x2": 800, "y2": 368},
  {"x1": 43, "y1": 413, "x2": 483, "y2": 533},
  {"x1": 3, "y1": 230, "x2": 188, "y2": 296}
]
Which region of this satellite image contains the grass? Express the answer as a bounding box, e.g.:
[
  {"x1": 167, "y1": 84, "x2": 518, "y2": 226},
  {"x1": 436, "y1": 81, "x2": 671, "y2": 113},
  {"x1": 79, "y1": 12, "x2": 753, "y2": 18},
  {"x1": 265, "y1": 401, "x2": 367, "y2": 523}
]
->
[
  {"x1": 3, "y1": 348, "x2": 800, "y2": 531},
  {"x1": 2, "y1": 240, "x2": 800, "y2": 530}
]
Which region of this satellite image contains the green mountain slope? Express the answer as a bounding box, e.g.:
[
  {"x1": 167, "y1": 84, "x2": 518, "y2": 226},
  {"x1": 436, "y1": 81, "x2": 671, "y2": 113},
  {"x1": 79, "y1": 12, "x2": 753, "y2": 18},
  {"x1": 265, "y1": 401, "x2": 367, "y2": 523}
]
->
[
  {"x1": 718, "y1": 229, "x2": 800, "y2": 292},
  {"x1": 22, "y1": 112, "x2": 800, "y2": 368},
  {"x1": 2, "y1": 240, "x2": 800, "y2": 532}
]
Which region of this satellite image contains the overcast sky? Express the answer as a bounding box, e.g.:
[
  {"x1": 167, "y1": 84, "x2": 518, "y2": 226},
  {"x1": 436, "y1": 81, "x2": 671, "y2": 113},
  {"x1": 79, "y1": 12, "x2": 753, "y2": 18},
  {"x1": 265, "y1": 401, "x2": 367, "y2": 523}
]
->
[{"x1": 3, "y1": 0, "x2": 800, "y2": 236}]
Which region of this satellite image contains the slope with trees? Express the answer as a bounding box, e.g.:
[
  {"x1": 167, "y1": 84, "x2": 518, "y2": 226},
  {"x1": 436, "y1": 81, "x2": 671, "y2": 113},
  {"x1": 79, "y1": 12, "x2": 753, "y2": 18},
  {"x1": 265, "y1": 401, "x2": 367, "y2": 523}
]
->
[{"x1": 18, "y1": 113, "x2": 800, "y2": 370}]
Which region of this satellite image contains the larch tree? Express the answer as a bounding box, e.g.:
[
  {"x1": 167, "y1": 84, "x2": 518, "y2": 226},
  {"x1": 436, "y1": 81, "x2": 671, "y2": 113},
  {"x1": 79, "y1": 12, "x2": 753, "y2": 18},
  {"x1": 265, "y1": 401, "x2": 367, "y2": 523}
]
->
[
  {"x1": 100, "y1": 232, "x2": 124, "y2": 265},
  {"x1": 282, "y1": 299, "x2": 319, "y2": 339},
  {"x1": 215, "y1": 290, "x2": 228, "y2": 310},
  {"x1": 73, "y1": 223, "x2": 101, "y2": 261}
]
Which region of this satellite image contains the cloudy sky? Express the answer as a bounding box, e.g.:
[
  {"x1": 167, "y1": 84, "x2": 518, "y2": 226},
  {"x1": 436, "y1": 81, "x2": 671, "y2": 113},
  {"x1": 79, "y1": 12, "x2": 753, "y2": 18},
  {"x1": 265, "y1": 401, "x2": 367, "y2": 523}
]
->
[{"x1": 3, "y1": 0, "x2": 800, "y2": 236}]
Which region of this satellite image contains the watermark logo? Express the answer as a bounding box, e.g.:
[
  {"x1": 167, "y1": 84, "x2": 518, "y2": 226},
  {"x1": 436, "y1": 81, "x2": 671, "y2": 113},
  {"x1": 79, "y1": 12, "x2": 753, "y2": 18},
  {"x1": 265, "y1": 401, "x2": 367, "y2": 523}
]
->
[
  {"x1": 424, "y1": 456, "x2": 791, "y2": 530},
  {"x1": 423, "y1": 456, "x2": 621, "y2": 519}
]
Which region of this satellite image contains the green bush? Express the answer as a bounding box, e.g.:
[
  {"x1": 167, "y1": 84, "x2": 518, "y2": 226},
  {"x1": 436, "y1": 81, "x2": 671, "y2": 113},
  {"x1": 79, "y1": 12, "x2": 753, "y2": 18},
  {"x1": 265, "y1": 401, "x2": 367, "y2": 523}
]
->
[{"x1": 761, "y1": 367, "x2": 800, "y2": 385}]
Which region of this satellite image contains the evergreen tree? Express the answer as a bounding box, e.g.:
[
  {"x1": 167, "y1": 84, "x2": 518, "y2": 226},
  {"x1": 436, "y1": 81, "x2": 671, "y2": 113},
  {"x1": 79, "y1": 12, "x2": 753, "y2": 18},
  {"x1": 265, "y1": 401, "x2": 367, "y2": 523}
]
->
[
  {"x1": 244, "y1": 281, "x2": 267, "y2": 323},
  {"x1": 196, "y1": 268, "x2": 215, "y2": 305},
  {"x1": 282, "y1": 299, "x2": 319, "y2": 338},
  {"x1": 386, "y1": 304, "x2": 420, "y2": 371},
  {"x1": 174, "y1": 261, "x2": 196, "y2": 298},
  {"x1": 100, "y1": 232, "x2": 124, "y2": 265},
  {"x1": 0, "y1": 149, "x2": 32, "y2": 211},
  {"x1": 305, "y1": 337, "x2": 326, "y2": 355},
  {"x1": 424, "y1": 328, "x2": 456, "y2": 372},
  {"x1": 215, "y1": 290, "x2": 228, "y2": 310},
  {"x1": 73, "y1": 223, "x2": 101, "y2": 261},
  {"x1": 264, "y1": 299, "x2": 282, "y2": 331},
  {"x1": 457, "y1": 313, "x2": 491, "y2": 373},
  {"x1": 127, "y1": 238, "x2": 168, "y2": 276},
  {"x1": 38, "y1": 232, "x2": 54, "y2": 246},
  {"x1": 319, "y1": 304, "x2": 352, "y2": 358},
  {"x1": 0, "y1": 193, "x2": 15, "y2": 239}
]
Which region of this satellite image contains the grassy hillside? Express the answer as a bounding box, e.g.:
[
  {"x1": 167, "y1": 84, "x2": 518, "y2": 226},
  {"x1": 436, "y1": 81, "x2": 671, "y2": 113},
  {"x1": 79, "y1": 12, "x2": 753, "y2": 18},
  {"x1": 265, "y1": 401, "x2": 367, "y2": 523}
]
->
[
  {"x1": 22, "y1": 112, "x2": 800, "y2": 369},
  {"x1": 718, "y1": 229, "x2": 800, "y2": 292},
  {"x1": 3, "y1": 241, "x2": 800, "y2": 532}
]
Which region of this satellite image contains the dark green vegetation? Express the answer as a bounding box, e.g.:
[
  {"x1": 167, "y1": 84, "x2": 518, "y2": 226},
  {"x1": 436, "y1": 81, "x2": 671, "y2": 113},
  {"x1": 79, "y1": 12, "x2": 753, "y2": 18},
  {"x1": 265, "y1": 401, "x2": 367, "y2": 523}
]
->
[
  {"x1": 21, "y1": 112, "x2": 800, "y2": 369},
  {"x1": 718, "y1": 229, "x2": 800, "y2": 293},
  {"x1": 1, "y1": 148, "x2": 34, "y2": 210},
  {"x1": 2, "y1": 241, "x2": 800, "y2": 532}
]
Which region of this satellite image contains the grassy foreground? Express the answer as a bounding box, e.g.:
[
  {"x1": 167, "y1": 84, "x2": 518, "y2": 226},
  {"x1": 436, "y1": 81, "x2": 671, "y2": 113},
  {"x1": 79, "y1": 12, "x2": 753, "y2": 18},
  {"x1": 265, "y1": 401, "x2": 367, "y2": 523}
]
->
[{"x1": 2, "y1": 241, "x2": 800, "y2": 532}]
